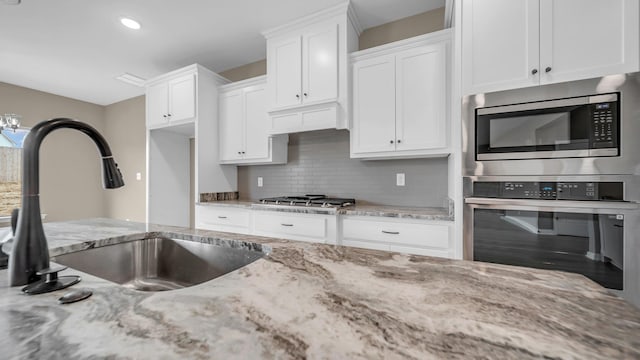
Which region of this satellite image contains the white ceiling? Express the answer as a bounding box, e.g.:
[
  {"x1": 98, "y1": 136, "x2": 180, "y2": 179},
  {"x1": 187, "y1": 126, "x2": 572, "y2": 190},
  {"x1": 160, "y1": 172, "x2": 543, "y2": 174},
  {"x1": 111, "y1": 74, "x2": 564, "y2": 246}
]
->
[{"x1": 0, "y1": 0, "x2": 444, "y2": 106}]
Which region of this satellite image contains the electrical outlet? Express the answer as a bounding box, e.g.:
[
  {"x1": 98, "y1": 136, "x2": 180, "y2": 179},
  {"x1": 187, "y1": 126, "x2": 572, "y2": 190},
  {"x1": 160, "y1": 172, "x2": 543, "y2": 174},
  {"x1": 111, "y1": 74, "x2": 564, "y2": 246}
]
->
[
  {"x1": 136, "y1": 172, "x2": 142, "y2": 181},
  {"x1": 257, "y1": 177, "x2": 263, "y2": 187},
  {"x1": 396, "y1": 173, "x2": 405, "y2": 187}
]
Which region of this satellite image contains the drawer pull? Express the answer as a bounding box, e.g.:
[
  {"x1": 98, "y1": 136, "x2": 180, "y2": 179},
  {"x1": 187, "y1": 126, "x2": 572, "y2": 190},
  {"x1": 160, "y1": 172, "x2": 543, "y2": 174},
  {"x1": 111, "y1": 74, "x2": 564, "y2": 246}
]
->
[
  {"x1": 281, "y1": 223, "x2": 294, "y2": 227},
  {"x1": 217, "y1": 216, "x2": 228, "y2": 219},
  {"x1": 382, "y1": 230, "x2": 399, "y2": 235}
]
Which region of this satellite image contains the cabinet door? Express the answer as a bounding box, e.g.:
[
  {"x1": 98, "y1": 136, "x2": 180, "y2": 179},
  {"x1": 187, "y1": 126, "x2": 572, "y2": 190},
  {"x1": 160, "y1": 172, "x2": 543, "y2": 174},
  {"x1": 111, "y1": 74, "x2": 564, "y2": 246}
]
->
[
  {"x1": 219, "y1": 90, "x2": 244, "y2": 161},
  {"x1": 539, "y1": 0, "x2": 639, "y2": 85},
  {"x1": 396, "y1": 44, "x2": 447, "y2": 151},
  {"x1": 146, "y1": 82, "x2": 168, "y2": 127},
  {"x1": 269, "y1": 36, "x2": 302, "y2": 109},
  {"x1": 243, "y1": 84, "x2": 270, "y2": 160},
  {"x1": 168, "y1": 74, "x2": 196, "y2": 122},
  {"x1": 302, "y1": 23, "x2": 338, "y2": 104},
  {"x1": 462, "y1": 0, "x2": 540, "y2": 95},
  {"x1": 351, "y1": 55, "x2": 396, "y2": 154}
]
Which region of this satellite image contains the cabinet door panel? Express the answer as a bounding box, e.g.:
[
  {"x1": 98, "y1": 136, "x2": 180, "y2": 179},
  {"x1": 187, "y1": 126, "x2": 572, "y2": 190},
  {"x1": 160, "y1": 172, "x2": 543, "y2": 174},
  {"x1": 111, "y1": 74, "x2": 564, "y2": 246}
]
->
[
  {"x1": 396, "y1": 44, "x2": 447, "y2": 151},
  {"x1": 168, "y1": 74, "x2": 196, "y2": 122},
  {"x1": 146, "y1": 82, "x2": 168, "y2": 127},
  {"x1": 303, "y1": 24, "x2": 338, "y2": 104},
  {"x1": 352, "y1": 55, "x2": 396, "y2": 154},
  {"x1": 219, "y1": 90, "x2": 244, "y2": 161},
  {"x1": 244, "y1": 85, "x2": 270, "y2": 160},
  {"x1": 539, "y1": 0, "x2": 639, "y2": 85},
  {"x1": 270, "y1": 36, "x2": 302, "y2": 109},
  {"x1": 462, "y1": 0, "x2": 540, "y2": 95}
]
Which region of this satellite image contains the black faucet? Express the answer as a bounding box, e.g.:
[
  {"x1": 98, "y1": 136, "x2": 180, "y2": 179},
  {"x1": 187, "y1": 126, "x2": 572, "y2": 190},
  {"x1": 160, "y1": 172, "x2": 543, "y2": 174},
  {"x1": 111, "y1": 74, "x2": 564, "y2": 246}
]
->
[{"x1": 8, "y1": 118, "x2": 124, "y2": 286}]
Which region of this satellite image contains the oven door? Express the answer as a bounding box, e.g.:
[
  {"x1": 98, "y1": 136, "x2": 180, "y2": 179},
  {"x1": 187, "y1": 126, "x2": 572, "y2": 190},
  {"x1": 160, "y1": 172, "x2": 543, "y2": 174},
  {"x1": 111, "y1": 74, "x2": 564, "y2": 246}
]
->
[{"x1": 465, "y1": 198, "x2": 638, "y2": 290}]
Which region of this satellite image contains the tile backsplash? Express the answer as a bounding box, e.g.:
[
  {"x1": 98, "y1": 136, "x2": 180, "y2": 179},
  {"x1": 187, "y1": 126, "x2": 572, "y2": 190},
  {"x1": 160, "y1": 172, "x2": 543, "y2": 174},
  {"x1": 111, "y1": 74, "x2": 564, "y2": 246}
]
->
[{"x1": 237, "y1": 130, "x2": 448, "y2": 207}]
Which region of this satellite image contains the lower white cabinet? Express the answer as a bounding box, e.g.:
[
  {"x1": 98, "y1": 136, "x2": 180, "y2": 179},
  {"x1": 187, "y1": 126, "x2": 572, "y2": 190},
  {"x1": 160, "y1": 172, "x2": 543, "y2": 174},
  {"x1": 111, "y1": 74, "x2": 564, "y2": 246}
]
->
[
  {"x1": 341, "y1": 216, "x2": 452, "y2": 258},
  {"x1": 194, "y1": 204, "x2": 454, "y2": 258},
  {"x1": 253, "y1": 211, "x2": 337, "y2": 244},
  {"x1": 195, "y1": 205, "x2": 251, "y2": 234}
]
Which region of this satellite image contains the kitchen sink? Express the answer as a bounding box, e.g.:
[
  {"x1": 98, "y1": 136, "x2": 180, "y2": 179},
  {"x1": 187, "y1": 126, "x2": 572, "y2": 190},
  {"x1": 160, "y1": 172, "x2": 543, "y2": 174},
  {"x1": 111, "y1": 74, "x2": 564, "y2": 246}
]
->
[{"x1": 53, "y1": 237, "x2": 265, "y2": 291}]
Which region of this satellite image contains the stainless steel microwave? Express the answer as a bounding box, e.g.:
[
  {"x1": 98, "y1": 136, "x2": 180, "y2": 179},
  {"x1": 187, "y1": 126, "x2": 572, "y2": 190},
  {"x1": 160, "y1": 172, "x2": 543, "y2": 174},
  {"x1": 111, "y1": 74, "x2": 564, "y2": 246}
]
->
[{"x1": 475, "y1": 93, "x2": 620, "y2": 161}]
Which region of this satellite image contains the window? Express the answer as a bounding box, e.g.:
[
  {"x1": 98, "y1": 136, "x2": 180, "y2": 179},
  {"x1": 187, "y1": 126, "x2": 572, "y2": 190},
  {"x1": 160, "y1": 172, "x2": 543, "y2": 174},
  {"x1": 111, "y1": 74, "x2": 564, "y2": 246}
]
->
[{"x1": 1, "y1": 128, "x2": 28, "y2": 216}]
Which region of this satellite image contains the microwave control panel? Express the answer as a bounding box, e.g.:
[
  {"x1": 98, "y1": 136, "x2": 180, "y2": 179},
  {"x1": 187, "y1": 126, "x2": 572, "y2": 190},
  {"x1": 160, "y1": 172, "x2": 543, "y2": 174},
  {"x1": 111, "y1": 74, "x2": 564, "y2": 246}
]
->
[
  {"x1": 473, "y1": 181, "x2": 623, "y2": 201},
  {"x1": 591, "y1": 101, "x2": 618, "y2": 148}
]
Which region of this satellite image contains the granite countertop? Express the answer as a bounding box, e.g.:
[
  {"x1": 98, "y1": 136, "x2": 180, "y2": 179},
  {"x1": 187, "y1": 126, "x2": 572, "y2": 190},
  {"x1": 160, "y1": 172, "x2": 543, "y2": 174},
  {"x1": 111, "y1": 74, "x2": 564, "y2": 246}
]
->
[
  {"x1": 2, "y1": 218, "x2": 639, "y2": 359},
  {"x1": 197, "y1": 201, "x2": 453, "y2": 220}
]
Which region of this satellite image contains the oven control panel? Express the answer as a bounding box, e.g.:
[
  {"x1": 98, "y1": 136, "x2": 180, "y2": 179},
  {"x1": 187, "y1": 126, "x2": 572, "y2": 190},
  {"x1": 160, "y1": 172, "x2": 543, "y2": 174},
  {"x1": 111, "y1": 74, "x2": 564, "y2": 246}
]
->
[{"x1": 473, "y1": 181, "x2": 623, "y2": 201}]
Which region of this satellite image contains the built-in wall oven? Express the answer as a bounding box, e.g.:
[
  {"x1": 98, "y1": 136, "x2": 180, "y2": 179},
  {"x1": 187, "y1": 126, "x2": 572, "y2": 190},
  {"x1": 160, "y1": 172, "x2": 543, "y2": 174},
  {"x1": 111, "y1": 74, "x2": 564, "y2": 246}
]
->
[
  {"x1": 462, "y1": 74, "x2": 640, "y2": 308},
  {"x1": 464, "y1": 176, "x2": 639, "y2": 293}
]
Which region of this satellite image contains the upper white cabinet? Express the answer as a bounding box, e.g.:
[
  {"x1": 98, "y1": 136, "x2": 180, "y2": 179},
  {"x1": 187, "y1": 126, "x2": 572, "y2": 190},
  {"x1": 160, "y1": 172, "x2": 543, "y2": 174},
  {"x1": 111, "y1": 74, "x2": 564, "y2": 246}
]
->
[
  {"x1": 351, "y1": 30, "x2": 451, "y2": 159},
  {"x1": 263, "y1": 2, "x2": 360, "y2": 134},
  {"x1": 145, "y1": 64, "x2": 236, "y2": 228},
  {"x1": 270, "y1": 24, "x2": 338, "y2": 108},
  {"x1": 462, "y1": 0, "x2": 640, "y2": 95},
  {"x1": 219, "y1": 76, "x2": 288, "y2": 165},
  {"x1": 146, "y1": 73, "x2": 197, "y2": 128}
]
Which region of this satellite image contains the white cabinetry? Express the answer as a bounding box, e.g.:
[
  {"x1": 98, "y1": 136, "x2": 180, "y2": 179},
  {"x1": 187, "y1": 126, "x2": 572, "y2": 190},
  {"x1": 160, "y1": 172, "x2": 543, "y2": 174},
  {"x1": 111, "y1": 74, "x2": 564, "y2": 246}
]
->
[
  {"x1": 263, "y1": 2, "x2": 360, "y2": 134},
  {"x1": 194, "y1": 204, "x2": 455, "y2": 259},
  {"x1": 146, "y1": 64, "x2": 235, "y2": 227},
  {"x1": 195, "y1": 205, "x2": 251, "y2": 234},
  {"x1": 219, "y1": 76, "x2": 288, "y2": 165},
  {"x1": 351, "y1": 31, "x2": 451, "y2": 159},
  {"x1": 341, "y1": 216, "x2": 453, "y2": 258},
  {"x1": 253, "y1": 211, "x2": 338, "y2": 244},
  {"x1": 146, "y1": 73, "x2": 196, "y2": 128},
  {"x1": 462, "y1": 0, "x2": 639, "y2": 95}
]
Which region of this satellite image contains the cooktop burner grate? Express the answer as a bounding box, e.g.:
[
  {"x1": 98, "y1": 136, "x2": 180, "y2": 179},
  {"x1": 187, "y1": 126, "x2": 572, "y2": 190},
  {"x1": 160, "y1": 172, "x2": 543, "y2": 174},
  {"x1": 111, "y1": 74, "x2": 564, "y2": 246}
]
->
[{"x1": 258, "y1": 195, "x2": 355, "y2": 208}]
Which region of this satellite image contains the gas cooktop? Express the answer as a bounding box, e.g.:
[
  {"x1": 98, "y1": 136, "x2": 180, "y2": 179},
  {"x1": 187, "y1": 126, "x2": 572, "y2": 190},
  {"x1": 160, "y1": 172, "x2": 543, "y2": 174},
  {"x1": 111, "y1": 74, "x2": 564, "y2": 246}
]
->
[{"x1": 258, "y1": 195, "x2": 355, "y2": 208}]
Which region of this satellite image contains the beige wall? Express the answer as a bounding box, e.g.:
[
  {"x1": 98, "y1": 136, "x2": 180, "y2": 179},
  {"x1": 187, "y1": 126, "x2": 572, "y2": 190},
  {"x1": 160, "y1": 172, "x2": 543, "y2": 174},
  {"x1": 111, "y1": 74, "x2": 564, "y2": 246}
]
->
[
  {"x1": 359, "y1": 7, "x2": 445, "y2": 50},
  {"x1": 103, "y1": 96, "x2": 146, "y2": 222},
  {"x1": 0, "y1": 82, "x2": 107, "y2": 222},
  {"x1": 219, "y1": 60, "x2": 267, "y2": 82}
]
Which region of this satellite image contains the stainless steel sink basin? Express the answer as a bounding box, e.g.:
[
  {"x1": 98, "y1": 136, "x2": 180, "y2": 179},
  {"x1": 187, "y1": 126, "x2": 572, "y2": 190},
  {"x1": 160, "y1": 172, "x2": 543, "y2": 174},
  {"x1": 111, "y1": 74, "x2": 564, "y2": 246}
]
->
[{"x1": 53, "y1": 237, "x2": 265, "y2": 291}]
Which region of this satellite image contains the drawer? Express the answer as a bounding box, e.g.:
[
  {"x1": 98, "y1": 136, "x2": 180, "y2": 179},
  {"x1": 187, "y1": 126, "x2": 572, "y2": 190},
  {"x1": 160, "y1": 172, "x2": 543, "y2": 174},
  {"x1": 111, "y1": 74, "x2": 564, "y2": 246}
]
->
[
  {"x1": 196, "y1": 206, "x2": 250, "y2": 230},
  {"x1": 342, "y1": 218, "x2": 450, "y2": 250},
  {"x1": 254, "y1": 212, "x2": 327, "y2": 239}
]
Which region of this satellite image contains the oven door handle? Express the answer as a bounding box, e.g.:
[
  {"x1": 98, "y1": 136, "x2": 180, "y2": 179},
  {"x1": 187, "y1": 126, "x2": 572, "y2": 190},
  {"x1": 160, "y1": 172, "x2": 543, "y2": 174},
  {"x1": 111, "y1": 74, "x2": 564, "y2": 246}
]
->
[{"x1": 464, "y1": 197, "x2": 638, "y2": 212}]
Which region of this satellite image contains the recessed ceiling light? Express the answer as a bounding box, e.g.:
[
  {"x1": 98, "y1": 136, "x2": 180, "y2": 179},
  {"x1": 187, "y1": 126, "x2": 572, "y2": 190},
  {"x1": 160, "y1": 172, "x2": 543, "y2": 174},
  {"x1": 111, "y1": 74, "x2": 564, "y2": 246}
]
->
[{"x1": 120, "y1": 18, "x2": 141, "y2": 30}]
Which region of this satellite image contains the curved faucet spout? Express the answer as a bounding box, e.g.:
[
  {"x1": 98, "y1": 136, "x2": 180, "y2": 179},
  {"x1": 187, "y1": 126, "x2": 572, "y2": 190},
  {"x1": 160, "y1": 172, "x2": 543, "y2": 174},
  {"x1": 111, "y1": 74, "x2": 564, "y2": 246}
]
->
[{"x1": 9, "y1": 118, "x2": 124, "y2": 286}]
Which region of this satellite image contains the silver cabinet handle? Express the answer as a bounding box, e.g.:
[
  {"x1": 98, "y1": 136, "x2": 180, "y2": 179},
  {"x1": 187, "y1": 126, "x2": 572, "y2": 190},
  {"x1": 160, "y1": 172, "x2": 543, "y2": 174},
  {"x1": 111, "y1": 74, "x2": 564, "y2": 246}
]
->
[
  {"x1": 281, "y1": 223, "x2": 294, "y2": 227},
  {"x1": 382, "y1": 230, "x2": 399, "y2": 235},
  {"x1": 217, "y1": 216, "x2": 228, "y2": 219}
]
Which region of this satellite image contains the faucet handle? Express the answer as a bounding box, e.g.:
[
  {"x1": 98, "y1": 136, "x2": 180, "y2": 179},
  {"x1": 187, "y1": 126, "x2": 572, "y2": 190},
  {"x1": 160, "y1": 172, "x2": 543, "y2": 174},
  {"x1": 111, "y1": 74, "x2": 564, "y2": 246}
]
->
[
  {"x1": 36, "y1": 266, "x2": 68, "y2": 277},
  {"x1": 23, "y1": 266, "x2": 81, "y2": 295}
]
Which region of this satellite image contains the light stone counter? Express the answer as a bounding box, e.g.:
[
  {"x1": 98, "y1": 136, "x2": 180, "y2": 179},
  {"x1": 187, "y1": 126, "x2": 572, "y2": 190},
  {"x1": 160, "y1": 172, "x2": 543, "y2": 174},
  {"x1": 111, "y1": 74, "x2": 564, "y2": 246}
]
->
[
  {"x1": 1, "y1": 218, "x2": 639, "y2": 359},
  {"x1": 198, "y1": 201, "x2": 453, "y2": 220}
]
